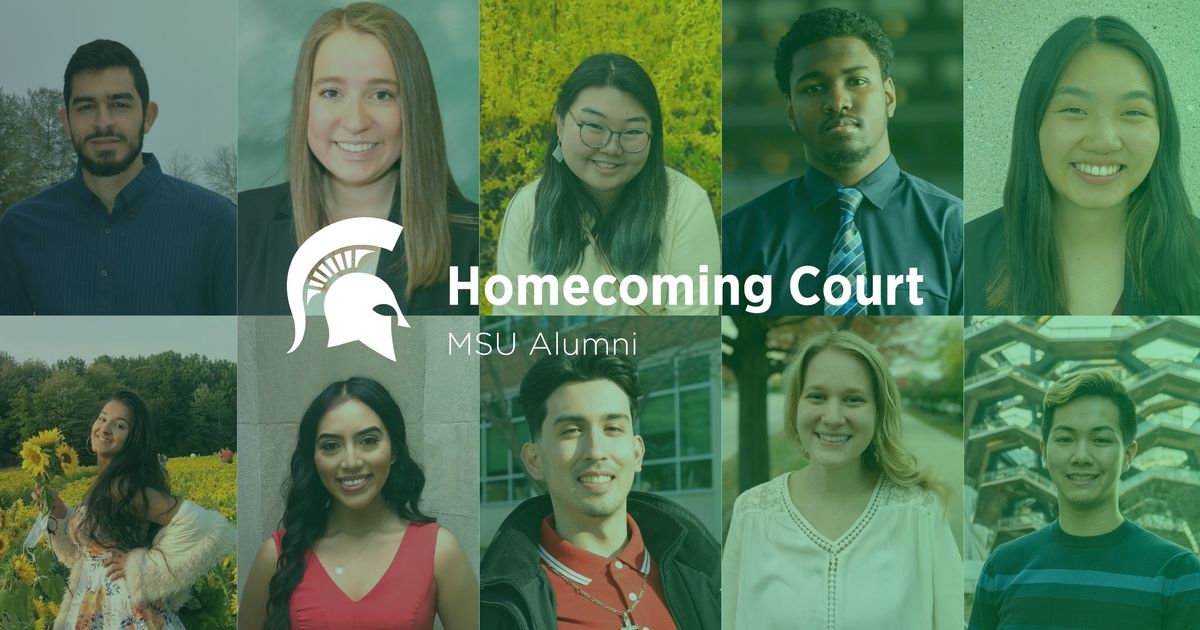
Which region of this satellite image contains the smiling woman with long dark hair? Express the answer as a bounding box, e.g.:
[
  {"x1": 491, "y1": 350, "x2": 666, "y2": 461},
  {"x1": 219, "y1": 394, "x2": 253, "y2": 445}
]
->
[
  {"x1": 38, "y1": 391, "x2": 235, "y2": 629},
  {"x1": 238, "y1": 377, "x2": 477, "y2": 630},
  {"x1": 495, "y1": 52, "x2": 720, "y2": 315},
  {"x1": 966, "y1": 15, "x2": 1200, "y2": 315}
]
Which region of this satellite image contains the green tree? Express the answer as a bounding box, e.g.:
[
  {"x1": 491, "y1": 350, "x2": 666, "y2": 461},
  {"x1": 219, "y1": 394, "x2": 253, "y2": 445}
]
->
[
  {"x1": 0, "y1": 90, "x2": 39, "y2": 215},
  {"x1": 16, "y1": 368, "x2": 101, "y2": 453},
  {"x1": 23, "y1": 87, "x2": 75, "y2": 189}
]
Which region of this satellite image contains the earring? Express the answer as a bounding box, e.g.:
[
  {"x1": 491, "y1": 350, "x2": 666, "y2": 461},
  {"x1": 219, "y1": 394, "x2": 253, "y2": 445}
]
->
[
  {"x1": 86, "y1": 438, "x2": 95, "y2": 455},
  {"x1": 552, "y1": 143, "x2": 564, "y2": 163}
]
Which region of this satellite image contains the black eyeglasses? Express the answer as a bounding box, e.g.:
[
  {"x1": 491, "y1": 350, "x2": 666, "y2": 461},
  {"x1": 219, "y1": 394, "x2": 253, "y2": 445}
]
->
[{"x1": 568, "y1": 110, "x2": 652, "y2": 153}]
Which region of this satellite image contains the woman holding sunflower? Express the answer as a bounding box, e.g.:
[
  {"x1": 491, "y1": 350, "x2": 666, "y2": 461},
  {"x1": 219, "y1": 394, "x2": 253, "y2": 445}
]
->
[{"x1": 34, "y1": 391, "x2": 235, "y2": 629}]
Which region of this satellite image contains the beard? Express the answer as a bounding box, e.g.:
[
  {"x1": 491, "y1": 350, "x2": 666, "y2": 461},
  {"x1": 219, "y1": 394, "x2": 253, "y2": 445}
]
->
[
  {"x1": 822, "y1": 145, "x2": 871, "y2": 170},
  {"x1": 73, "y1": 125, "x2": 145, "y2": 177}
]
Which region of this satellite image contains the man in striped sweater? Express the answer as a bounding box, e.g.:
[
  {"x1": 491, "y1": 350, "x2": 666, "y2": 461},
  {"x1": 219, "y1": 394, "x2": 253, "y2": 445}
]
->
[{"x1": 969, "y1": 368, "x2": 1200, "y2": 629}]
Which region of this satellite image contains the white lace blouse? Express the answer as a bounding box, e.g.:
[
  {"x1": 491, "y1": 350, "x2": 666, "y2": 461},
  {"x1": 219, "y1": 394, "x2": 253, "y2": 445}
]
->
[{"x1": 722, "y1": 472, "x2": 962, "y2": 629}]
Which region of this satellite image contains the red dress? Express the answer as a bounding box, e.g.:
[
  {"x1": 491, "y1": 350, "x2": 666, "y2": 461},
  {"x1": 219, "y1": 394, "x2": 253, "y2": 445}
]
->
[{"x1": 272, "y1": 522, "x2": 438, "y2": 630}]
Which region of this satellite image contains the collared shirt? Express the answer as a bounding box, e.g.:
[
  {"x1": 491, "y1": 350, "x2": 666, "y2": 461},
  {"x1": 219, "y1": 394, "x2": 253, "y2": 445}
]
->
[
  {"x1": 539, "y1": 514, "x2": 677, "y2": 630},
  {"x1": 722, "y1": 155, "x2": 963, "y2": 315},
  {"x1": 0, "y1": 153, "x2": 236, "y2": 314},
  {"x1": 965, "y1": 208, "x2": 1145, "y2": 315}
]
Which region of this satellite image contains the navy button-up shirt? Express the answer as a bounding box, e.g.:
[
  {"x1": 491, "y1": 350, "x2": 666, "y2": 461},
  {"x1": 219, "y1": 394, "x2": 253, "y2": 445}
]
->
[
  {"x1": 722, "y1": 155, "x2": 963, "y2": 315},
  {"x1": 0, "y1": 153, "x2": 236, "y2": 314}
]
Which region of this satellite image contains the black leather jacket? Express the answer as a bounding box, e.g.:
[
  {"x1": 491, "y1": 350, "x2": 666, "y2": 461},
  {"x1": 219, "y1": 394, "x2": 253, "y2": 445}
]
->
[{"x1": 480, "y1": 492, "x2": 721, "y2": 630}]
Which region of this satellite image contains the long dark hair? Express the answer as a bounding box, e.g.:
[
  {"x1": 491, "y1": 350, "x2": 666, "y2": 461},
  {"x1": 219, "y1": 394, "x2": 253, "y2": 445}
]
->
[
  {"x1": 987, "y1": 15, "x2": 1200, "y2": 313},
  {"x1": 531, "y1": 53, "x2": 669, "y2": 276},
  {"x1": 265, "y1": 377, "x2": 434, "y2": 630},
  {"x1": 80, "y1": 391, "x2": 173, "y2": 550}
]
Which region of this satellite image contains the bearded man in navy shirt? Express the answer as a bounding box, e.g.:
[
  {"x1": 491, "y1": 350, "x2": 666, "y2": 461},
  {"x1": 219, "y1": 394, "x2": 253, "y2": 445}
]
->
[{"x1": 0, "y1": 39, "x2": 235, "y2": 315}]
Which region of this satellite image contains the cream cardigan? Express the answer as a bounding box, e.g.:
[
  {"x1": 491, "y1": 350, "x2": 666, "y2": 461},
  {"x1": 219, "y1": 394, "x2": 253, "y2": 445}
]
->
[
  {"x1": 495, "y1": 167, "x2": 721, "y2": 315},
  {"x1": 49, "y1": 500, "x2": 235, "y2": 629}
]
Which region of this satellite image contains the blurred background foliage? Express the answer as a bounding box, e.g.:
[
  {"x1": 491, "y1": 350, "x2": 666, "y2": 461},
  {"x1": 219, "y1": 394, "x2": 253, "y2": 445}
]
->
[
  {"x1": 0, "y1": 351, "x2": 237, "y2": 469},
  {"x1": 480, "y1": 0, "x2": 722, "y2": 280},
  {"x1": 722, "y1": 0, "x2": 963, "y2": 210}
]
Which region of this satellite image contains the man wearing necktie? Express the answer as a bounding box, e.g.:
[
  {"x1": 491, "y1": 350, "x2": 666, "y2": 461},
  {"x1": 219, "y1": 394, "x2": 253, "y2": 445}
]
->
[{"x1": 722, "y1": 7, "x2": 963, "y2": 315}]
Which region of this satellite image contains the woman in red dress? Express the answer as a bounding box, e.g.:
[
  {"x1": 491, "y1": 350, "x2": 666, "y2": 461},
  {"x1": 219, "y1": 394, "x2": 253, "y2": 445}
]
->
[{"x1": 238, "y1": 377, "x2": 477, "y2": 630}]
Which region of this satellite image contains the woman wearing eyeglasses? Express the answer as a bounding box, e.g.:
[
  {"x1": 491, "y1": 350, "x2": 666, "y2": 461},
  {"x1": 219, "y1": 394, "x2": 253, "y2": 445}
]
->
[{"x1": 494, "y1": 53, "x2": 720, "y2": 315}]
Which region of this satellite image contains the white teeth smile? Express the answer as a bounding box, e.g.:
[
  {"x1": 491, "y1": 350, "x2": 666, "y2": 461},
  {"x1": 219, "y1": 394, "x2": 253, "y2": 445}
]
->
[
  {"x1": 593, "y1": 161, "x2": 619, "y2": 169},
  {"x1": 338, "y1": 476, "x2": 368, "y2": 489},
  {"x1": 336, "y1": 142, "x2": 376, "y2": 152},
  {"x1": 579, "y1": 474, "x2": 614, "y2": 484},
  {"x1": 817, "y1": 433, "x2": 850, "y2": 443},
  {"x1": 1073, "y1": 163, "x2": 1122, "y2": 177}
]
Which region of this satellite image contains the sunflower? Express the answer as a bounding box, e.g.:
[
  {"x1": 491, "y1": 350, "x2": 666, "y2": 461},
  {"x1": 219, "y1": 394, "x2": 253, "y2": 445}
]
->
[
  {"x1": 0, "y1": 534, "x2": 9, "y2": 557},
  {"x1": 20, "y1": 441, "x2": 50, "y2": 478},
  {"x1": 30, "y1": 428, "x2": 62, "y2": 448},
  {"x1": 33, "y1": 597, "x2": 49, "y2": 619},
  {"x1": 56, "y1": 443, "x2": 79, "y2": 472},
  {"x1": 12, "y1": 554, "x2": 36, "y2": 586}
]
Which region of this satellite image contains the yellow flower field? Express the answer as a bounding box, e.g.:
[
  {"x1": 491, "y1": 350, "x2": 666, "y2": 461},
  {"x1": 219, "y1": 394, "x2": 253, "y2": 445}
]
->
[{"x1": 0, "y1": 455, "x2": 237, "y2": 629}]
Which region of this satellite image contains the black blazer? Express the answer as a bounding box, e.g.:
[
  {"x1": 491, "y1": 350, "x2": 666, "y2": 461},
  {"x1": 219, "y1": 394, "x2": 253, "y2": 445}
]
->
[
  {"x1": 965, "y1": 208, "x2": 1148, "y2": 315},
  {"x1": 237, "y1": 182, "x2": 479, "y2": 315}
]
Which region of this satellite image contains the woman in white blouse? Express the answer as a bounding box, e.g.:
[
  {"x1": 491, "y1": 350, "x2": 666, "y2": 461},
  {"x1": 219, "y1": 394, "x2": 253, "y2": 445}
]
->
[{"x1": 722, "y1": 331, "x2": 961, "y2": 629}]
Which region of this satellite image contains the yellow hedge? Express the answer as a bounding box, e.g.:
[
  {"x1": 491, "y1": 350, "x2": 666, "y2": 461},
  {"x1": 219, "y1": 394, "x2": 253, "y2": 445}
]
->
[{"x1": 480, "y1": 0, "x2": 722, "y2": 278}]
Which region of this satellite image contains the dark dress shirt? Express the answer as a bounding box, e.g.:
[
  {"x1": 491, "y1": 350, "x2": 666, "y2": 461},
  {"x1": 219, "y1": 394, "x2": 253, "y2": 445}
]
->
[
  {"x1": 965, "y1": 208, "x2": 1146, "y2": 315},
  {"x1": 237, "y1": 182, "x2": 479, "y2": 316},
  {"x1": 0, "y1": 153, "x2": 236, "y2": 315},
  {"x1": 722, "y1": 155, "x2": 962, "y2": 315}
]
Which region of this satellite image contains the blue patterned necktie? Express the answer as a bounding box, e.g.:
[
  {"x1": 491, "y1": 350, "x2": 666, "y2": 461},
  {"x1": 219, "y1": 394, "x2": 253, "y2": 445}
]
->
[{"x1": 825, "y1": 187, "x2": 867, "y2": 316}]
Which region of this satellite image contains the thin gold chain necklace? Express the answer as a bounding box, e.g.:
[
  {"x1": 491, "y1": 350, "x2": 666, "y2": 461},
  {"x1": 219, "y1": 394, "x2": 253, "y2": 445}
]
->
[{"x1": 545, "y1": 562, "x2": 648, "y2": 630}]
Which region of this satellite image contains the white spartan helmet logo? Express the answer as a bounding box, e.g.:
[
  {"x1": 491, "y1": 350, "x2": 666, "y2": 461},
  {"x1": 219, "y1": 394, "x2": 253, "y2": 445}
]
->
[{"x1": 286, "y1": 217, "x2": 410, "y2": 361}]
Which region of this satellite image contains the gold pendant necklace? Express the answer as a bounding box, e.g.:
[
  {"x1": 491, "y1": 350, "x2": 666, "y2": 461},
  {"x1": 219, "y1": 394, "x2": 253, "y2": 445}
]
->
[{"x1": 323, "y1": 510, "x2": 387, "y2": 576}]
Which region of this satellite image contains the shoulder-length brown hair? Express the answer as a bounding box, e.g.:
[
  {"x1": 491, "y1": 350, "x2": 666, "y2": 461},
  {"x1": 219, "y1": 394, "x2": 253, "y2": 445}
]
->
[{"x1": 289, "y1": 2, "x2": 465, "y2": 294}]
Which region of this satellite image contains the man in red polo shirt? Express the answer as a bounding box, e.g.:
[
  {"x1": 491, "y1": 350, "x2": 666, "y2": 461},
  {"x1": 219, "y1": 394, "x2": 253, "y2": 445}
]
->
[{"x1": 480, "y1": 344, "x2": 720, "y2": 629}]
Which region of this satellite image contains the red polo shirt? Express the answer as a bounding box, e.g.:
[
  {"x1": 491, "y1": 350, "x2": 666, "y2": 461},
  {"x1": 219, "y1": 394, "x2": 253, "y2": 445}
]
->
[{"x1": 539, "y1": 514, "x2": 677, "y2": 630}]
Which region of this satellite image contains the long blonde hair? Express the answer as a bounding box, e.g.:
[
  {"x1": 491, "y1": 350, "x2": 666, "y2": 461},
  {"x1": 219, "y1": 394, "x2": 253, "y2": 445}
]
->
[
  {"x1": 289, "y1": 2, "x2": 465, "y2": 294},
  {"x1": 783, "y1": 330, "x2": 939, "y2": 492}
]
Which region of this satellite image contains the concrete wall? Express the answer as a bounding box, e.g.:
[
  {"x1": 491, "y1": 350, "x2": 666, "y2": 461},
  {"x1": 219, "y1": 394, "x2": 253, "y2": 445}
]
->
[
  {"x1": 236, "y1": 316, "x2": 480, "y2": 596},
  {"x1": 964, "y1": 0, "x2": 1200, "y2": 220}
]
